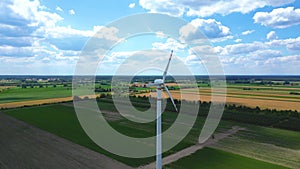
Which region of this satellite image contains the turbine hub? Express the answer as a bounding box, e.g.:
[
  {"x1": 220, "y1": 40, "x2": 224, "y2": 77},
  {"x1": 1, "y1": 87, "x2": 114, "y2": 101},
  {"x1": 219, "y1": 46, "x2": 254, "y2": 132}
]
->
[{"x1": 154, "y1": 79, "x2": 163, "y2": 85}]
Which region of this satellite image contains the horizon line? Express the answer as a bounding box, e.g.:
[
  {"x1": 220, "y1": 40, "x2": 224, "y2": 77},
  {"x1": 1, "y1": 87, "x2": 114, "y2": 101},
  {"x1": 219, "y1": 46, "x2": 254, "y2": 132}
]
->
[{"x1": 0, "y1": 74, "x2": 300, "y2": 76}]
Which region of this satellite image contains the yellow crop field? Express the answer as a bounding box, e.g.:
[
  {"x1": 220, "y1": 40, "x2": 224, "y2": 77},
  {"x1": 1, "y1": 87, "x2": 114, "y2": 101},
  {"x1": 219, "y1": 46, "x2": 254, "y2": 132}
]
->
[{"x1": 137, "y1": 86, "x2": 300, "y2": 111}]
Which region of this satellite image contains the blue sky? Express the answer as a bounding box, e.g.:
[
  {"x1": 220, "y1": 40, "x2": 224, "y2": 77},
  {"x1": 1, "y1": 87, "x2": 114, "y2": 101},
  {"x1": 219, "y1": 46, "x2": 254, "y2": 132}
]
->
[{"x1": 0, "y1": 0, "x2": 300, "y2": 75}]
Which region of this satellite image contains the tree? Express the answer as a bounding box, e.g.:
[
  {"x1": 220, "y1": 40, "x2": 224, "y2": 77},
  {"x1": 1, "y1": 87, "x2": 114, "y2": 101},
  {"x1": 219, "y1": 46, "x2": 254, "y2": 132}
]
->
[
  {"x1": 73, "y1": 96, "x2": 81, "y2": 101},
  {"x1": 100, "y1": 93, "x2": 106, "y2": 98}
]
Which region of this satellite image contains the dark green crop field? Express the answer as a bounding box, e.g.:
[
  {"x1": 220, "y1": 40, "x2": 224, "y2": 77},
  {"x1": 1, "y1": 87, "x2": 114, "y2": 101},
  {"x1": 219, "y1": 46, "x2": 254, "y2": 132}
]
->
[
  {"x1": 164, "y1": 148, "x2": 289, "y2": 169},
  {"x1": 4, "y1": 100, "x2": 297, "y2": 168}
]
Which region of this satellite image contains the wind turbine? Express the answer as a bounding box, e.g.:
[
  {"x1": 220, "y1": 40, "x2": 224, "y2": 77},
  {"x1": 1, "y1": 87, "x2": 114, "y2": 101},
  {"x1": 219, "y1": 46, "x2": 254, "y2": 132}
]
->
[{"x1": 148, "y1": 50, "x2": 178, "y2": 169}]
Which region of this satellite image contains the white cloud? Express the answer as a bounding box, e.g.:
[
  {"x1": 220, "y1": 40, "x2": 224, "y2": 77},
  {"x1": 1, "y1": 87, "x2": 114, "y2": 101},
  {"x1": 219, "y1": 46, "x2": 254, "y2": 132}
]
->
[
  {"x1": 266, "y1": 31, "x2": 277, "y2": 40},
  {"x1": 103, "y1": 51, "x2": 136, "y2": 64},
  {"x1": 152, "y1": 38, "x2": 186, "y2": 51},
  {"x1": 139, "y1": 0, "x2": 185, "y2": 17},
  {"x1": 189, "y1": 45, "x2": 221, "y2": 56},
  {"x1": 187, "y1": 37, "x2": 299, "y2": 75},
  {"x1": 0, "y1": 0, "x2": 124, "y2": 75},
  {"x1": 219, "y1": 50, "x2": 295, "y2": 75},
  {"x1": 129, "y1": 3, "x2": 136, "y2": 8},
  {"x1": 5, "y1": 0, "x2": 63, "y2": 28},
  {"x1": 93, "y1": 26, "x2": 120, "y2": 41},
  {"x1": 186, "y1": 0, "x2": 266, "y2": 17},
  {"x1": 219, "y1": 44, "x2": 278, "y2": 59},
  {"x1": 179, "y1": 18, "x2": 232, "y2": 43},
  {"x1": 139, "y1": 0, "x2": 294, "y2": 17},
  {"x1": 235, "y1": 39, "x2": 242, "y2": 43},
  {"x1": 0, "y1": 0, "x2": 122, "y2": 51},
  {"x1": 242, "y1": 30, "x2": 255, "y2": 35},
  {"x1": 268, "y1": 0, "x2": 296, "y2": 6},
  {"x1": 8, "y1": 0, "x2": 42, "y2": 21},
  {"x1": 211, "y1": 39, "x2": 300, "y2": 74},
  {"x1": 0, "y1": 45, "x2": 34, "y2": 57},
  {"x1": 43, "y1": 25, "x2": 110, "y2": 39},
  {"x1": 266, "y1": 36, "x2": 300, "y2": 51},
  {"x1": 1, "y1": 0, "x2": 298, "y2": 75},
  {"x1": 185, "y1": 54, "x2": 202, "y2": 65},
  {"x1": 155, "y1": 31, "x2": 167, "y2": 38},
  {"x1": 69, "y1": 9, "x2": 75, "y2": 15},
  {"x1": 55, "y1": 6, "x2": 63, "y2": 12},
  {"x1": 0, "y1": 36, "x2": 36, "y2": 47},
  {"x1": 100, "y1": 50, "x2": 192, "y2": 75},
  {"x1": 44, "y1": 26, "x2": 91, "y2": 38},
  {"x1": 263, "y1": 54, "x2": 300, "y2": 74},
  {"x1": 266, "y1": 54, "x2": 300, "y2": 63},
  {"x1": 253, "y1": 7, "x2": 300, "y2": 28},
  {"x1": 248, "y1": 49, "x2": 282, "y2": 60},
  {"x1": 220, "y1": 42, "x2": 266, "y2": 55},
  {"x1": 0, "y1": 54, "x2": 78, "y2": 75}
]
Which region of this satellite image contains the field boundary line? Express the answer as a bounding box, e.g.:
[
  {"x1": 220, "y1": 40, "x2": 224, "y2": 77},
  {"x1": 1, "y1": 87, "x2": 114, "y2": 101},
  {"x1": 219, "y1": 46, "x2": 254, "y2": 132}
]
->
[{"x1": 138, "y1": 126, "x2": 244, "y2": 169}]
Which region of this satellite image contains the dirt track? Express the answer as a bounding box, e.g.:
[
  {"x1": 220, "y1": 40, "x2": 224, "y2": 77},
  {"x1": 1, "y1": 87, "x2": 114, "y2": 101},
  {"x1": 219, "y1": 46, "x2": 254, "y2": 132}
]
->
[
  {"x1": 138, "y1": 126, "x2": 244, "y2": 169},
  {"x1": 0, "y1": 112, "x2": 132, "y2": 169}
]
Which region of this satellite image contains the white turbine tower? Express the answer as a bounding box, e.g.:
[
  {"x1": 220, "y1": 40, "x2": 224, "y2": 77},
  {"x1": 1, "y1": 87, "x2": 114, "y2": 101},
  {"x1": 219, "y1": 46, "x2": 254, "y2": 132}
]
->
[{"x1": 148, "y1": 50, "x2": 178, "y2": 169}]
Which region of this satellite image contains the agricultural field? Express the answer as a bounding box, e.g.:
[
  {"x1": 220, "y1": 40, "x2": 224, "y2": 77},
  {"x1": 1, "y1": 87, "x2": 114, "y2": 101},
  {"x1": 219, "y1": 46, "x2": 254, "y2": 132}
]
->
[
  {"x1": 0, "y1": 76, "x2": 112, "y2": 103},
  {"x1": 2, "y1": 0, "x2": 300, "y2": 167},
  {"x1": 0, "y1": 86, "x2": 68, "y2": 103},
  {"x1": 4, "y1": 99, "x2": 300, "y2": 168},
  {"x1": 137, "y1": 84, "x2": 300, "y2": 111},
  {"x1": 1, "y1": 75, "x2": 300, "y2": 168},
  {"x1": 1, "y1": 76, "x2": 299, "y2": 112},
  {"x1": 164, "y1": 148, "x2": 289, "y2": 169},
  {"x1": 0, "y1": 85, "x2": 109, "y2": 104},
  {"x1": 0, "y1": 78, "x2": 111, "y2": 108},
  {"x1": 4, "y1": 103, "x2": 153, "y2": 167},
  {"x1": 210, "y1": 121, "x2": 300, "y2": 169}
]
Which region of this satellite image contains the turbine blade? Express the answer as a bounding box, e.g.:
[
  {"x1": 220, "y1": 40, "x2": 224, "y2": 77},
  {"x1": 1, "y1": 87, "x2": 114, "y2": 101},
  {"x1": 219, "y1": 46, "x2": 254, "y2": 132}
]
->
[
  {"x1": 164, "y1": 85, "x2": 178, "y2": 112},
  {"x1": 162, "y1": 50, "x2": 173, "y2": 82}
]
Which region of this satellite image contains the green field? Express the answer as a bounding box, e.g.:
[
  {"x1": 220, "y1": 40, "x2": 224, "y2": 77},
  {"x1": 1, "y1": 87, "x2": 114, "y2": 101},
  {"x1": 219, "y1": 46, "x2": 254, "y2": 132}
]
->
[
  {"x1": 210, "y1": 123, "x2": 300, "y2": 168},
  {"x1": 4, "y1": 103, "x2": 154, "y2": 167},
  {"x1": 0, "y1": 87, "x2": 72, "y2": 103},
  {"x1": 4, "y1": 102, "x2": 199, "y2": 167},
  {"x1": 4, "y1": 101, "x2": 297, "y2": 168},
  {"x1": 0, "y1": 85, "x2": 111, "y2": 104},
  {"x1": 237, "y1": 125, "x2": 300, "y2": 149},
  {"x1": 164, "y1": 148, "x2": 289, "y2": 169}
]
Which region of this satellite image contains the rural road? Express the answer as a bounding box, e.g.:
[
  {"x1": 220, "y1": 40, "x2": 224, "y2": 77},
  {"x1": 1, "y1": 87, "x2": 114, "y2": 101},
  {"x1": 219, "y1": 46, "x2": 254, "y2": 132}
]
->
[
  {"x1": 0, "y1": 112, "x2": 133, "y2": 169},
  {"x1": 138, "y1": 126, "x2": 244, "y2": 169}
]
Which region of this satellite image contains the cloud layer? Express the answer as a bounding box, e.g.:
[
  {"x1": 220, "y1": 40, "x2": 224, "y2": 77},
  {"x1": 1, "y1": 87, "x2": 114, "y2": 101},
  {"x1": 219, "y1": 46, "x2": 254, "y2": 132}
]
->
[
  {"x1": 0, "y1": 0, "x2": 120, "y2": 74},
  {"x1": 139, "y1": 0, "x2": 295, "y2": 17},
  {"x1": 179, "y1": 19, "x2": 232, "y2": 43},
  {"x1": 0, "y1": 0, "x2": 299, "y2": 75},
  {"x1": 253, "y1": 7, "x2": 300, "y2": 28}
]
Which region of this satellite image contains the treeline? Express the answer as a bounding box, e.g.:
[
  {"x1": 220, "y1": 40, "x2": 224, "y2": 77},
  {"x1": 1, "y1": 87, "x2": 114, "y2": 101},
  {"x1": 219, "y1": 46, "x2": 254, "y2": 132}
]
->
[
  {"x1": 198, "y1": 101, "x2": 300, "y2": 131},
  {"x1": 95, "y1": 94, "x2": 300, "y2": 132},
  {"x1": 94, "y1": 87, "x2": 111, "y2": 93},
  {"x1": 221, "y1": 105, "x2": 299, "y2": 130},
  {"x1": 19, "y1": 83, "x2": 70, "y2": 88}
]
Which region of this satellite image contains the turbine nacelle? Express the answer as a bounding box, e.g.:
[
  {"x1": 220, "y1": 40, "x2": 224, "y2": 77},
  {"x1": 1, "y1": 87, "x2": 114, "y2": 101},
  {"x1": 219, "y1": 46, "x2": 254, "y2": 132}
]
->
[{"x1": 154, "y1": 79, "x2": 164, "y2": 85}]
